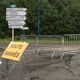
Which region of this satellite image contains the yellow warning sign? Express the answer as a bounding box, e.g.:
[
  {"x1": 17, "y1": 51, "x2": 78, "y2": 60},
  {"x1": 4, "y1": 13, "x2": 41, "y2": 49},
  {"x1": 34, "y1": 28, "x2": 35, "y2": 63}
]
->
[{"x1": 1, "y1": 41, "x2": 29, "y2": 61}]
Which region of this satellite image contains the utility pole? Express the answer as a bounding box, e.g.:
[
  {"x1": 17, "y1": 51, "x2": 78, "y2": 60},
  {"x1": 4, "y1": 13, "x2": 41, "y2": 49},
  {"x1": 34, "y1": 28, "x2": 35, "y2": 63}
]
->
[{"x1": 38, "y1": 0, "x2": 40, "y2": 39}]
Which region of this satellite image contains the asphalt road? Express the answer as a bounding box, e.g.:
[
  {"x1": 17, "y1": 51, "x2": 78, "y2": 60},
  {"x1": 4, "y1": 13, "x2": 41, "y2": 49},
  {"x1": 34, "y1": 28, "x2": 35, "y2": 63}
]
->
[{"x1": 0, "y1": 44, "x2": 80, "y2": 80}]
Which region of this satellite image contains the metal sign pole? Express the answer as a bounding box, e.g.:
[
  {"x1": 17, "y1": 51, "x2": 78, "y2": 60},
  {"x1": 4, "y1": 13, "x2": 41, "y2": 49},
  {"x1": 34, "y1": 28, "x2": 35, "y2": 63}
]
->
[
  {"x1": 38, "y1": 0, "x2": 40, "y2": 38},
  {"x1": 10, "y1": 4, "x2": 16, "y2": 41},
  {"x1": 12, "y1": 28, "x2": 14, "y2": 41}
]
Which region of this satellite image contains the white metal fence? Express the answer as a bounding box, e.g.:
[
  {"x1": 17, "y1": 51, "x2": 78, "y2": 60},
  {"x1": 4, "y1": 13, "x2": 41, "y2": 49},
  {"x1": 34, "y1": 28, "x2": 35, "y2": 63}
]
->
[
  {"x1": 64, "y1": 34, "x2": 80, "y2": 44},
  {"x1": 0, "y1": 34, "x2": 80, "y2": 49},
  {"x1": 20, "y1": 34, "x2": 80, "y2": 44}
]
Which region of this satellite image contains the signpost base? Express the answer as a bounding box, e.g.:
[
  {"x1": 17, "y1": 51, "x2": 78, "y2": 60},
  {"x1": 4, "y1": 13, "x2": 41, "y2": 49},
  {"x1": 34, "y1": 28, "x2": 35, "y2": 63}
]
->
[{"x1": 12, "y1": 29, "x2": 14, "y2": 41}]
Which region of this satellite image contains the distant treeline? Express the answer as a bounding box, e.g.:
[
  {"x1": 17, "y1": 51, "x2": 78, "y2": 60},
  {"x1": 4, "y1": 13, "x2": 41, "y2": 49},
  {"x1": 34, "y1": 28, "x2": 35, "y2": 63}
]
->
[{"x1": 0, "y1": 0, "x2": 80, "y2": 38}]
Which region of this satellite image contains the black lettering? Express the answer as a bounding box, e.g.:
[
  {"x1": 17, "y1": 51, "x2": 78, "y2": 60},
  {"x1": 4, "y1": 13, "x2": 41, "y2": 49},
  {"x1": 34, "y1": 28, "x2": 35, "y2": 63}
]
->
[
  {"x1": 5, "y1": 51, "x2": 11, "y2": 55},
  {"x1": 11, "y1": 52, "x2": 15, "y2": 57},
  {"x1": 10, "y1": 44, "x2": 23, "y2": 49},
  {"x1": 10, "y1": 44, "x2": 16, "y2": 48},
  {"x1": 15, "y1": 52, "x2": 20, "y2": 58},
  {"x1": 13, "y1": 52, "x2": 17, "y2": 57},
  {"x1": 18, "y1": 45, "x2": 23, "y2": 49}
]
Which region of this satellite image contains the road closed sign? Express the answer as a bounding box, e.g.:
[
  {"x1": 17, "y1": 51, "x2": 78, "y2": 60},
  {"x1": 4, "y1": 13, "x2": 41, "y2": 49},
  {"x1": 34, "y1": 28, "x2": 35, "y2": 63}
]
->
[{"x1": 1, "y1": 41, "x2": 29, "y2": 61}]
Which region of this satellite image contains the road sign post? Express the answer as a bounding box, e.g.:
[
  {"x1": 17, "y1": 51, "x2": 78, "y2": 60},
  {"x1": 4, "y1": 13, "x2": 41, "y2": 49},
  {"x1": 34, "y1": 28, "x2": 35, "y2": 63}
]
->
[
  {"x1": 10, "y1": 4, "x2": 16, "y2": 41},
  {"x1": 12, "y1": 29, "x2": 14, "y2": 41},
  {"x1": 6, "y1": 5, "x2": 27, "y2": 41}
]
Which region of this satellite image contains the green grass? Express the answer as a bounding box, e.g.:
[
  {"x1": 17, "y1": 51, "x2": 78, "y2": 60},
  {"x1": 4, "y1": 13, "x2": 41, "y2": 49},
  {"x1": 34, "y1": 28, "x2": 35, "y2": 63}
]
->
[{"x1": 0, "y1": 37, "x2": 80, "y2": 44}]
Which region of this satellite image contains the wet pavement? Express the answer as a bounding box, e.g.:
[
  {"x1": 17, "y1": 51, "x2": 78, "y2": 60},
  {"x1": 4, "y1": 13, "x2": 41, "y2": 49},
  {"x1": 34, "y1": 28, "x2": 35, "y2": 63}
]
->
[{"x1": 0, "y1": 44, "x2": 80, "y2": 80}]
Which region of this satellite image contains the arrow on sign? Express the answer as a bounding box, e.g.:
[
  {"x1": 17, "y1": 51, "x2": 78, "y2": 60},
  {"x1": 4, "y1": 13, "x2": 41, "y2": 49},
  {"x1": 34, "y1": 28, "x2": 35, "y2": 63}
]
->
[
  {"x1": 8, "y1": 21, "x2": 25, "y2": 26},
  {"x1": 6, "y1": 8, "x2": 27, "y2": 11},
  {"x1": 6, "y1": 11, "x2": 26, "y2": 16},
  {"x1": 9, "y1": 26, "x2": 24, "y2": 29},
  {"x1": 6, "y1": 16, "x2": 26, "y2": 21}
]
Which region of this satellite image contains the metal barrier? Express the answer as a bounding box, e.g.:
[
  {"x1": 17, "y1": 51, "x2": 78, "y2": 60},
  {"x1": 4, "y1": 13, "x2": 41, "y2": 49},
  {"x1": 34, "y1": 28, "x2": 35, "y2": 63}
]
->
[
  {"x1": 20, "y1": 35, "x2": 37, "y2": 43},
  {"x1": 64, "y1": 34, "x2": 80, "y2": 44},
  {"x1": 20, "y1": 35, "x2": 62, "y2": 44},
  {"x1": 39, "y1": 35, "x2": 62, "y2": 44},
  {"x1": 20, "y1": 34, "x2": 80, "y2": 44}
]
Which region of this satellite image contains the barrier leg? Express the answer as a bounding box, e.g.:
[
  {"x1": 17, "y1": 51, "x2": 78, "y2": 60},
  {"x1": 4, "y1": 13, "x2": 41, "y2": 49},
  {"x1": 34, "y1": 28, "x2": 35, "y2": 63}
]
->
[{"x1": 51, "y1": 51, "x2": 55, "y2": 62}]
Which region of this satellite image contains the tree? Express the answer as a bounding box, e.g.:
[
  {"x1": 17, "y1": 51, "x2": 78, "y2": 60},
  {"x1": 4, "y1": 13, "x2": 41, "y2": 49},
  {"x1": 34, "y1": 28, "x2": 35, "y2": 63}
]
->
[
  {"x1": 46, "y1": 0, "x2": 80, "y2": 34},
  {"x1": 0, "y1": 0, "x2": 80, "y2": 38},
  {"x1": 0, "y1": 2, "x2": 10, "y2": 38}
]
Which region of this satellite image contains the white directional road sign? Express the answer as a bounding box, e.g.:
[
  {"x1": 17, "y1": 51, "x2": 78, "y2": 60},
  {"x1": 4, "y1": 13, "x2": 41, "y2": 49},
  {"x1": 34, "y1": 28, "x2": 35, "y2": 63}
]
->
[
  {"x1": 6, "y1": 8, "x2": 27, "y2": 29},
  {"x1": 6, "y1": 8, "x2": 27, "y2": 11},
  {"x1": 6, "y1": 11, "x2": 26, "y2": 16},
  {"x1": 9, "y1": 26, "x2": 23, "y2": 29},
  {"x1": 21, "y1": 27, "x2": 29, "y2": 30},
  {"x1": 8, "y1": 21, "x2": 25, "y2": 26},
  {"x1": 6, "y1": 16, "x2": 26, "y2": 21}
]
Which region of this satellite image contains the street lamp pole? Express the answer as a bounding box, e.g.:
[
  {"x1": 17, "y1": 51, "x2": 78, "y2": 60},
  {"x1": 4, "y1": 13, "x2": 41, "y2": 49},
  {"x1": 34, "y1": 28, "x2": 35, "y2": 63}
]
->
[{"x1": 38, "y1": 0, "x2": 40, "y2": 38}]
